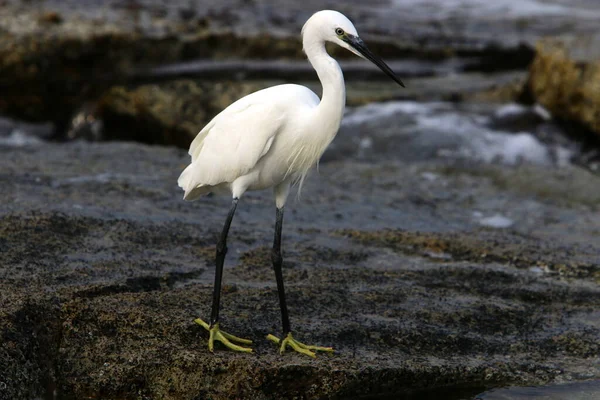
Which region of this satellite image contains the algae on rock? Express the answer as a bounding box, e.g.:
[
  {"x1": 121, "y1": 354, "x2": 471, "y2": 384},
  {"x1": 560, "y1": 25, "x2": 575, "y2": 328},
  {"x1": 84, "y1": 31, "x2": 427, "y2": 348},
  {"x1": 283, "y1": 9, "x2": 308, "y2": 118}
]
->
[
  {"x1": 96, "y1": 80, "x2": 263, "y2": 147},
  {"x1": 528, "y1": 38, "x2": 600, "y2": 137}
]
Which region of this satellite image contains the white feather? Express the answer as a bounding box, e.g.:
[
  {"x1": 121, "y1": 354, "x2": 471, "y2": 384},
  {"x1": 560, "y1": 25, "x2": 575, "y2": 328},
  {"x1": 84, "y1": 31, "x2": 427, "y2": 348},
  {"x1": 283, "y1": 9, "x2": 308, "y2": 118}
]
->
[
  {"x1": 176, "y1": 10, "x2": 405, "y2": 354},
  {"x1": 178, "y1": 10, "x2": 392, "y2": 207}
]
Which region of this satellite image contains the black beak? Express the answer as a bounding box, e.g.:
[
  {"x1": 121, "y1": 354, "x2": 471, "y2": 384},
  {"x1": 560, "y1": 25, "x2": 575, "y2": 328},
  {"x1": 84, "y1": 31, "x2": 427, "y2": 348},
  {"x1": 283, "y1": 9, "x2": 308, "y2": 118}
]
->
[{"x1": 344, "y1": 35, "x2": 405, "y2": 88}]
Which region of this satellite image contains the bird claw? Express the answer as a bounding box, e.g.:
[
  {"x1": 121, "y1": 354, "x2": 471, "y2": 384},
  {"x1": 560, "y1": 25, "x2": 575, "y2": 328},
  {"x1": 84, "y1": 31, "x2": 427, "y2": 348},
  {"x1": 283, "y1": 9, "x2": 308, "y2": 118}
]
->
[
  {"x1": 195, "y1": 318, "x2": 253, "y2": 353},
  {"x1": 267, "y1": 332, "x2": 334, "y2": 358}
]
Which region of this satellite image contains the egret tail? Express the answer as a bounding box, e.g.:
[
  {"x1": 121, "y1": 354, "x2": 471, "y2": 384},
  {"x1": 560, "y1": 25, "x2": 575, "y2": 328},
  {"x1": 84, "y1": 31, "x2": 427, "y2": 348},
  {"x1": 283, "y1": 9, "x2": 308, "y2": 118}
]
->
[{"x1": 178, "y1": 163, "x2": 211, "y2": 201}]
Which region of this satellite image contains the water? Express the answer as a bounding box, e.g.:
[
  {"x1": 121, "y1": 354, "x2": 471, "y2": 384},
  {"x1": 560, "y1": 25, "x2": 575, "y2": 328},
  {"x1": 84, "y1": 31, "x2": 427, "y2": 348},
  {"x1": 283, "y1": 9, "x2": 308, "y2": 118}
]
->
[
  {"x1": 3, "y1": 99, "x2": 581, "y2": 172},
  {"x1": 475, "y1": 379, "x2": 600, "y2": 400},
  {"x1": 474, "y1": 213, "x2": 514, "y2": 228},
  {"x1": 355, "y1": 387, "x2": 486, "y2": 400},
  {"x1": 351, "y1": 380, "x2": 600, "y2": 399},
  {"x1": 332, "y1": 101, "x2": 575, "y2": 167},
  {"x1": 0, "y1": 117, "x2": 54, "y2": 147},
  {"x1": 390, "y1": 0, "x2": 600, "y2": 19}
]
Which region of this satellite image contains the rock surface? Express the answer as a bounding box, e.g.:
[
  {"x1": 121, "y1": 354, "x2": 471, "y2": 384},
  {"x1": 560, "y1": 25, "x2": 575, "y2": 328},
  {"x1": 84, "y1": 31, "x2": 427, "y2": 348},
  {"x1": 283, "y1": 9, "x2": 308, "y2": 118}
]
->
[
  {"x1": 94, "y1": 80, "x2": 263, "y2": 147},
  {"x1": 528, "y1": 38, "x2": 600, "y2": 138},
  {"x1": 1, "y1": 138, "x2": 599, "y2": 399},
  {"x1": 87, "y1": 71, "x2": 527, "y2": 148},
  {"x1": 2, "y1": 1, "x2": 600, "y2": 399},
  {"x1": 2, "y1": 0, "x2": 600, "y2": 149},
  {"x1": 4, "y1": 0, "x2": 599, "y2": 131},
  {"x1": 476, "y1": 379, "x2": 600, "y2": 399}
]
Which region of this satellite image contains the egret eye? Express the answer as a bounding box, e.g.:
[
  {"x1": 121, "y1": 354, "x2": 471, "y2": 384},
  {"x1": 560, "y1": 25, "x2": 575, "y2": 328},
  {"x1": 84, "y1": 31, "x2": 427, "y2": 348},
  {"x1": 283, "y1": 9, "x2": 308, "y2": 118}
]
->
[{"x1": 335, "y1": 28, "x2": 344, "y2": 36}]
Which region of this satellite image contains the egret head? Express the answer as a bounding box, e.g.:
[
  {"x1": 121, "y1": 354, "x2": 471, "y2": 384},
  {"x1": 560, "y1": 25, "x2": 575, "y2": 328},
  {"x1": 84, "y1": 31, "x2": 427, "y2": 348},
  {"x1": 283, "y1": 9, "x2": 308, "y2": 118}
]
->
[{"x1": 302, "y1": 10, "x2": 405, "y2": 88}]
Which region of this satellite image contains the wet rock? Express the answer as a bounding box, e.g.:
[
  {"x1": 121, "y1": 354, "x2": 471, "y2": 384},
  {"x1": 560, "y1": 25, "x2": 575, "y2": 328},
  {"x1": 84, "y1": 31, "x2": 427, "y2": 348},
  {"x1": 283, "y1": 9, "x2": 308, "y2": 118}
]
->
[
  {"x1": 0, "y1": 117, "x2": 54, "y2": 142},
  {"x1": 0, "y1": 17, "x2": 159, "y2": 123},
  {"x1": 487, "y1": 103, "x2": 548, "y2": 133},
  {"x1": 330, "y1": 101, "x2": 576, "y2": 169},
  {"x1": 65, "y1": 103, "x2": 104, "y2": 142},
  {"x1": 373, "y1": 71, "x2": 527, "y2": 104},
  {"x1": 0, "y1": 7, "x2": 261, "y2": 124},
  {"x1": 528, "y1": 38, "x2": 600, "y2": 138},
  {"x1": 16, "y1": 0, "x2": 600, "y2": 55},
  {"x1": 0, "y1": 0, "x2": 569, "y2": 129},
  {"x1": 475, "y1": 379, "x2": 600, "y2": 400},
  {"x1": 132, "y1": 57, "x2": 474, "y2": 84},
  {"x1": 0, "y1": 3, "x2": 412, "y2": 127},
  {"x1": 74, "y1": 71, "x2": 529, "y2": 147},
  {"x1": 1, "y1": 139, "x2": 599, "y2": 399},
  {"x1": 37, "y1": 10, "x2": 63, "y2": 25},
  {"x1": 94, "y1": 80, "x2": 263, "y2": 147}
]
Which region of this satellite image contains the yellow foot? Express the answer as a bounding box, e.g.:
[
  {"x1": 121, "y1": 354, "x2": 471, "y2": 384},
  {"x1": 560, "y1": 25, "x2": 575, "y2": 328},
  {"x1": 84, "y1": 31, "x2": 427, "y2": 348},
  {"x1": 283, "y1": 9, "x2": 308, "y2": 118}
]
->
[
  {"x1": 266, "y1": 332, "x2": 334, "y2": 358},
  {"x1": 194, "y1": 318, "x2": 253, "y2": 353}
]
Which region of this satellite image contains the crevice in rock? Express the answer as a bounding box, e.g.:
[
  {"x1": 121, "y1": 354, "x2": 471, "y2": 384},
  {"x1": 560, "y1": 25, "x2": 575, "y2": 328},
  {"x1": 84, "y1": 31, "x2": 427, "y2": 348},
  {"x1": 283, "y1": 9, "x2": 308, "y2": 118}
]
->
[
  {"x1": 72, "y1": 270, "x2": 205, "y2": 299},
  {"x1": 0, "y1": 298, "x2": 63, "y2": 400}
]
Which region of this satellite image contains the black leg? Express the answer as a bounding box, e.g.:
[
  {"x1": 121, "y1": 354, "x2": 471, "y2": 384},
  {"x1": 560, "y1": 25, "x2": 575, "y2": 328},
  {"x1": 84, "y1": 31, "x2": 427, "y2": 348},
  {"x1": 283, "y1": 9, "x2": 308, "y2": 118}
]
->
[
  {"x1": 210, "y1": 198, "x2": 238, "y2": 326},
  {"x1": 272, "y1": 207, "x2": 291, "y2": 335}
]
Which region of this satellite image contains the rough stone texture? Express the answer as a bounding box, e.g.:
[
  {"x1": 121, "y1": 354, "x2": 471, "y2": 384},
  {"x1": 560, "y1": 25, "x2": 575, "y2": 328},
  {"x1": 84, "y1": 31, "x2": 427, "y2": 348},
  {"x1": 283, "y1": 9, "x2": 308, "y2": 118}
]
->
[
  {"x1": 2, "y1": 0, "x2": 599, "y2": 146},
  {"x1": 0, "y1": 2, "x2": 415, "y2": 126},
  {"x1": 80, "y1": 72, "x2": 527, "y2": 148},
  {"x1": 2, "y1": 1, "x2": 600, "y2": 398},
  {"x1": 528, "y1": 38, "x2": 600, "y2": 138},
  {"x1": 1, "y1": 140, "x2": 599, "y2": 399},
  {"x1": 2, "y1": 0, "x2": 600, "y2": 117},
  {"x1": 476, "y1": 379, "x2": 600, "y2": 399},
  {"x1": 94, "y1": 80, "x2": 263, "y2": 147},
  {"x1": 1, "y1": 0, "x2": 576, "y2": 128}
]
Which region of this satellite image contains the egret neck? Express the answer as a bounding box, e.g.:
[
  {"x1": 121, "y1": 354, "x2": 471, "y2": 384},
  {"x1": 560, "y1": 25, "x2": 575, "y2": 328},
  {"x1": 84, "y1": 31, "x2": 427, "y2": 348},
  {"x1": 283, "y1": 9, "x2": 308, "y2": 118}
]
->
[{"x1": 303, "y1": 31, "x2": 346, "y2": 144}]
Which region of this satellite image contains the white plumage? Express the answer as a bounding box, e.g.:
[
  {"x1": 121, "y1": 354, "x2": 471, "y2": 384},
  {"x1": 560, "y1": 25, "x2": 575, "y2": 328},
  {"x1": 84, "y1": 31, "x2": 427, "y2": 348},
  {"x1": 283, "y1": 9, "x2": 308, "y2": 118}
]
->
[
  {"x1": 178, "y1": 84, "x2": 323, "y2": 204},
  {"x1": 178, "y1": 10, "x2": 365, "y2": 208},
  {"x1": 179, "y1": 10, "x2": 404, "y2": 357}
]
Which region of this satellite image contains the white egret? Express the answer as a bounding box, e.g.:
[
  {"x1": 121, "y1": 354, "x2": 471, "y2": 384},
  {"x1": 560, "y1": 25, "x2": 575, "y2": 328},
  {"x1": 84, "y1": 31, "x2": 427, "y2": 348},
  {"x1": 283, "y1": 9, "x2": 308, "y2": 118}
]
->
[{"x1": 178, "y1": 9, "x2": 404, "y2": 357}]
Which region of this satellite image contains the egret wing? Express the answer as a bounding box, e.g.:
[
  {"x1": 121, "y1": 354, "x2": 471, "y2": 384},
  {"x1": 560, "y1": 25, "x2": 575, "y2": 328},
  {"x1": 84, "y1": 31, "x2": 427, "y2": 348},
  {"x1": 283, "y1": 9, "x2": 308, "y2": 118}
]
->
[{"x1": 178, "y1": 99, "x2": 283, "y2": 193}]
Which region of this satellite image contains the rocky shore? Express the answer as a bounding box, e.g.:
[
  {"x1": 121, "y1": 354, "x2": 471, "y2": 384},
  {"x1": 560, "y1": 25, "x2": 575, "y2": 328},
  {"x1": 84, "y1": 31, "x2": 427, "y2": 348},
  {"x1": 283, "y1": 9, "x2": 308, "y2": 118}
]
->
[
  {"x1": 1, "y1": 1, "x2": 600, "y2": 399},
  {"x1": 1, "y1": 140, "x2": 599, "y2": 399},
  {"x1": 2, "y1": 0, "x2": 599, "y2": 148},
  {"x1": 528, "y1": 37, "x2": 600, "y2": 139}
]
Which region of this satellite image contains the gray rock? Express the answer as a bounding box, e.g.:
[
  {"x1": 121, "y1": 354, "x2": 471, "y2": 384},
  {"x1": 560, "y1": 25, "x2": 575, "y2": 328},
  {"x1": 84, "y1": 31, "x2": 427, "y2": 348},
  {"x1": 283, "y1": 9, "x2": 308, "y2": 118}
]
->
[
  {"x1": 1, "y1": 139, "x2": 599, "y2": 399},
  {"x1": 68, "y1": 72, "x2": 528, "y2": 147},
  {"x1": 6, "y1": 0, "x2": 600, "y2": 128},
  {"x1": 528, "y1": 37, "x2": 600, "y2": 139},
  {"x1": 93, "y1": 80, "x2": 263, "y2": 147},
  {"x1": 476, "y1": 379, "x2": 600, "y2": 400}
]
